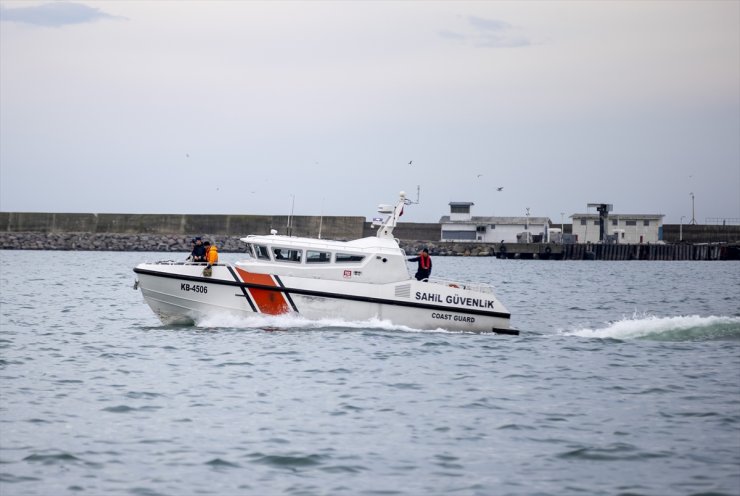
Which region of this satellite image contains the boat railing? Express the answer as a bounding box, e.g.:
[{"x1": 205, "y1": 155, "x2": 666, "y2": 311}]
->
[
  {"x1": 426, "y1": 278, "x2": 495, "y2": 294},
  {"x1": 150, "y1": 260, "x2": 220, "y2": 266}
]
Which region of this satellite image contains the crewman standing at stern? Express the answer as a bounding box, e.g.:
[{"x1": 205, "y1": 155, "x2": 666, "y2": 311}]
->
[{"x1": 408, "y1": 248, "x2": 432, "y2": 281}]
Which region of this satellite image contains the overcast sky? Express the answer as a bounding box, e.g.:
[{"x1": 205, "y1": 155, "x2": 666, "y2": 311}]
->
[{"x1": 1, "y1": 1, "x2": 738, "y2": 224}]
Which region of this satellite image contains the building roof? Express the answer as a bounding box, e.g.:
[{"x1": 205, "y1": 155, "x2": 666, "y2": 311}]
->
[
  {"x1": 570, "y1": 213, "x2": 664, "y2": 220},
  {"x1": 440, "y1": 216, "x2": 551, "y2": 224}
]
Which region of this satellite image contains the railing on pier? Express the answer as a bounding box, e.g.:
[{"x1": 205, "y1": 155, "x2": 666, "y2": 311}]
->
[{"x1": 558, "y1": 243, "x2": 725, "y2": 261}]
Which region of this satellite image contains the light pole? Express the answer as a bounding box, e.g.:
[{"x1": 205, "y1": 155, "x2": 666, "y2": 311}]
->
[
  {"x1": 680, "y1": 215, "x2": 685, "y2": 242},
  {"x1": 689, "y1": 193, "x2": 697, "y2": 225}
]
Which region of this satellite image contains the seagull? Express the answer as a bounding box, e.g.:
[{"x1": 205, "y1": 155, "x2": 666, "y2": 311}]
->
[
  {"x1": 496, "y1": 187, "x2": 504, "y2": 191},
  {"x1": 408, "y1": 160, "x2": 413, "y2": 165},
  {"x1": 477, "y1": 174, "x2": 483, "y2": 178},
  {"x1": 186, "y1": 153, "x2": 190, "y2": 158}
]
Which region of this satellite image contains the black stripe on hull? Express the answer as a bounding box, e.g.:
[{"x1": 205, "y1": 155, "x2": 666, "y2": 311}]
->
[
  {"x1": 273, "y1": 275, "x2": 299, "y2": 312},
  {"x1": 226, "y1": 265, "x2": 257, "y2": 312},
  {"x1": 133, "y1": 267, "x2": 511, "y2": 320}
]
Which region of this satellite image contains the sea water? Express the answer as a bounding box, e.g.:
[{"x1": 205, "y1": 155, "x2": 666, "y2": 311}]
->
[{"x1": 1, "y1": 250, "x2": 739, "y2": 496}]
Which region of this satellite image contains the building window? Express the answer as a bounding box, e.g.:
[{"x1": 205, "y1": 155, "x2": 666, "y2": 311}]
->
[
  {"x1": 593, "y1": 221, "x2": 599, "y2": 226},
  {"x1": 450, "y1": 205, "x2": 470, "y2": 214},
  {"x1": 612, "y1": 219, "x2": 618, "y2": 226},
  {"x1": 442, "y1": 230, "x2": 476, "y2": 240},
  {"x1": 580, "y1": 219, "x2": 587, "y2": 226},
  {"x1": 626, "y1": 220, "x2": 637, "y2": 226},
  {"x1": 476, "y1": 225, "x2": 486, "y2": 233},
  {"x1": 643, "y1": 220, "x2": 650, "y2": 226},
  {"x1": 490, "y1": 224, "x2": 496, "y2": 229}
]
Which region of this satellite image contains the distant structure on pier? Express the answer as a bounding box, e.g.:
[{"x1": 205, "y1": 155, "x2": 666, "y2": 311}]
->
[
  {"x1": 440, "y1": 202, "x2": 551, "y2": 243},
  {"x1": 571, "y1": 213, "x2": 664, "y2": 244}
]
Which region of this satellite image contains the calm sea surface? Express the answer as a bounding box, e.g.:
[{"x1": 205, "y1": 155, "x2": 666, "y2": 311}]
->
[{"x1": 1, "y1": 250, "x2": 739, "y2": 496}]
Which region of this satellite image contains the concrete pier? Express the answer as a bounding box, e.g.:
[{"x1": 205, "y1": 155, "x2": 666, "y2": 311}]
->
[{"x1": 0, "y1": 211, "x2": 737, "y2": 260}]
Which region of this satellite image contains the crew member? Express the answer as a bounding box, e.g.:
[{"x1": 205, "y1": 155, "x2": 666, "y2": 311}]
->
[
  {"x1": 185, "y1": 238, "x2": 196, "y2": 261},
  {"x1": 191, "y1": 237, "x2": 206, "y2": 262},
  {"x1": 205, "y1": 241, "x2": 219, "y2": 266},
  {"x1": 408, "y1": 248, "x2": 432, "y2": 281}
]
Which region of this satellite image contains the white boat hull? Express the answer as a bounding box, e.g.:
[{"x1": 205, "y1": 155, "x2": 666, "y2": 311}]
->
[{"x1": 134, "y1": 262, "x2": 513, "y2": 333}]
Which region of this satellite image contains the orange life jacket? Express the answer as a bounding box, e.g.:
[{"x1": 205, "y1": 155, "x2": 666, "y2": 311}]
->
[
  {"x1": 206, "y1": 245, "x2": 219, "y2": 264},
  {"x1": 419, "y1": 253, "x2": 430, "y2": 270}
]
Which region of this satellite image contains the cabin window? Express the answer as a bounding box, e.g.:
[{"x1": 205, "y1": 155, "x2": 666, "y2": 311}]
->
[
  {"x1": 255, "y1": 245, "x2": 271, "y2": 260},
  {"x1": 306, "y1": 250, "x2": 331, "y2": 263},
  {"x1": 626, "y1": 220, "x2": 637, "y2": 226},
  {"x1": 335, "y1": 253, "x2": 364, "y2": 263},
  {"x1": 273, "y1": 247, "x2": 302, "y2": 263}
]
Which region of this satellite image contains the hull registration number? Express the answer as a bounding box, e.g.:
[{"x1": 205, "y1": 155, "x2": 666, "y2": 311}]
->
[{"x1": 181, "y1": 283, "x2": 208, "y2": 294}]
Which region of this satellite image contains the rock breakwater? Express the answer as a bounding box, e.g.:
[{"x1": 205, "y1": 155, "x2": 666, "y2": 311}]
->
[{"x1": 0, "y1": 232, "x2": 496, "y2": 256}]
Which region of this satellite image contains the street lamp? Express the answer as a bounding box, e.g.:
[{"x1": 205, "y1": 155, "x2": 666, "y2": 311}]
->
[
  {"x1": 560, "y1": 212, "x2": 564, "y2": 233},
  {"x1": 689, "y1": 193, "x2": 697, "y2": 225}
]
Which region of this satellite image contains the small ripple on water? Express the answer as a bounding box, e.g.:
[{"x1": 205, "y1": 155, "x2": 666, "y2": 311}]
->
[
  {"x1": 0, "y1": 473, "x2": 42, "y2": 483},
  {"x1": 248, "y1": 452, "x2": 328, "y2": 468},
  {"x1": 205, "y1": 457, "x2": 240, "y2": 468},
  {"x1": 21, "y1": 451, "x2": 101, "y2": 468},
  {"x1": 101, "y1": 405, "x2": 162, "y2": 413},
  {"x1": 557, "y1": 442, "x2": 672, "y2": 461}
]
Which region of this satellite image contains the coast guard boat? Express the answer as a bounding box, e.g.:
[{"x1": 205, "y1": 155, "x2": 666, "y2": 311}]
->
[{"x1": 133, "y1": 191, "x2": 516, "y2": 334}]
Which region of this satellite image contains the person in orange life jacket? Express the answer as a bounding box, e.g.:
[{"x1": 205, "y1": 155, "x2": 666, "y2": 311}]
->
[
  {"x1": 408, "y1": 248, "x2": 432, "y2": 281},
  {"x1": 204, "y1": 241, "x2": 218, "y2": 268}
]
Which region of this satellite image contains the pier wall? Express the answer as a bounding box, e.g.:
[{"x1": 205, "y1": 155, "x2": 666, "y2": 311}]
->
[
  {"x1": 661, "y1": 224, "x2": 740, "y2": 243},
  {"x1": 0, "y1": 212, "x2": 737, "y2": 259},
  {"x1": 364, "y1": 222, "x2": 442, "y2": 241},
  {"x1": 0, "y1": 212, "x2": 364, "y2": 240}
]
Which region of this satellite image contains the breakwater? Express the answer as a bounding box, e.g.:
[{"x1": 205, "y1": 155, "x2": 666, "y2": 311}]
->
[
  {"x1": 2, "y1": 232, "x2": 736, "y2": 260},
  {"x1": 1, "y1": 212, "x2": 738, "y2": 260}
]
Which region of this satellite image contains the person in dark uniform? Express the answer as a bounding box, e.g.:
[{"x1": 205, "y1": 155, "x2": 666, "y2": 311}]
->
[
  {"x1": 191, "y1": 237, "x2": 207, "y2": 262},
  {"x1": 408, "y1": 248, "x2": 432, "y2": 281}
]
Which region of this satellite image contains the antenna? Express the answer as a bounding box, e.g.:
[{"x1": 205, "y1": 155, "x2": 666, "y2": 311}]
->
[
  {"x1": 287, "y1": 194, "x2": 295, "y2": 237},
  {"x1": 318, "y1": 198, "x2": 324, "y2": 239}
]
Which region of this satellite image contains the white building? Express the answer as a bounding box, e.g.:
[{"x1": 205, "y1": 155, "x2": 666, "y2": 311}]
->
[
  {"x1": 440, "y1": 202, "x2": 551, "y2": 243},
  {"x1": 571, "y1": 213, "x2": 664, "y2": 244}
]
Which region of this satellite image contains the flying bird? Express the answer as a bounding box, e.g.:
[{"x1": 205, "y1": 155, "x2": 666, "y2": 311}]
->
[
  {"x1": 477, "y1": 174, "x2": 483, "y2": 178},
  {"x1": 496, "y1": 187, "x2": 504, "y2": 191},
  {"x1": 408, "y1": 160, "x2": 413, "y2": 165}
]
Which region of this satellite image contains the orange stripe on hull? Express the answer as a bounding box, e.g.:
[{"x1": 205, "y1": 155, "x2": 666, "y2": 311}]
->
[{"x1": 235, "y1": 268, "x2": 291, "y2": 315}]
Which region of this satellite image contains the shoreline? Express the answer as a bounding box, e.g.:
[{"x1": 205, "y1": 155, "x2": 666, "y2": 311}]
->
[{"x1": 1, "y1": 231, "x2": 736, "y2": 260}]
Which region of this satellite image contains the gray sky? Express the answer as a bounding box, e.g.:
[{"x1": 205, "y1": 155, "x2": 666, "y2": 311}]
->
[{"x1": 1, "y1": 1, "x2": 738, "y2": 224}]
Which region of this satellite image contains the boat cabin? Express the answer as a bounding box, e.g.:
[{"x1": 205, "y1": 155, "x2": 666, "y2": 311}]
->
[{"x1": 239, "y1": 234, "x2": 411, "y2": 284}]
